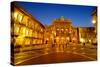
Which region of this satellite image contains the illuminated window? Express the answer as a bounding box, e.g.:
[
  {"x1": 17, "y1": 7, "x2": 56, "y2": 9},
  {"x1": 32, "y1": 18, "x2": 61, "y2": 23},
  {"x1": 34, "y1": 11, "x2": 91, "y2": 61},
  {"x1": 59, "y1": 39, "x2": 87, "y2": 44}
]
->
[
  {"x1": 22, "y1": 16, "x2": 29, "y2": 25},
  {"x1": 41, "y1": 40, "x2": 43, "y2": 44},
  {"x1": 39, "y1": 40, "x2": 41, "y2": 44},
  {"x1": 33, "y1": 31, "x2": 37, "y2": 38},
  {"x1": 32, "y1": 39, "x2": 37, "y2": 44},
  {"x1": 15, "y1": 36, "x2": 24, "y2": 45},
  {"x1": 39, "y1": 33, "x2": 42, "y2": 38},
  {"x1": 31, "y1": 20, "x2": 35, "y2": 29},
  {"x1": 20, "y1": 27, "x2": 26, "y2": 36},
  {"x1": 14, "y1": 24, "x2": 20, "y2": 35},
  {"x1": 28, "y1": 20, "x2": 32, "y2": 28},
  {"x1": 25, "y1": 28, "x2": 29, "y2": 36},
  {"x1": 38, "y1": 33, "x2": 40, "y2": 38},
  {"x1": 61, "y1": 29, "x2": 64, "y2": 31},
  {"x1": 65, "y1": 29, "x2": 68, "y2": 31},
  {"x1": 18, "y1": 13, "x2": 23, "y2": 22},
  {"x1": 34, "y1": 24, "x2": 38, "y2": 31},
  {"x1": 29, "y1": 30, "x2": 33, "y2": 37},
  {"x1": 92, "y1": 19, "x2": 96, "y2": 24},
  {"x1": 24, "y1": 38, "x2": 30, "y2": 45},
  {"x1": 14, "y1": 11, "x2": 18, "y2": 21},
  {"x1": 57, "y1": 28, "x2": 60, "y2": 31}
]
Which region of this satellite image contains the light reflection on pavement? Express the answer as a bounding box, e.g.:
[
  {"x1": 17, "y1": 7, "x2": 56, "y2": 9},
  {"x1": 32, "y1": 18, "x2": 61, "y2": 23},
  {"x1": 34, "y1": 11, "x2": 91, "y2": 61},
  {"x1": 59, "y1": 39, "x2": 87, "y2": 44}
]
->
[{"x1": 14, "y1": 43, "x2": 97, "y2": 65}]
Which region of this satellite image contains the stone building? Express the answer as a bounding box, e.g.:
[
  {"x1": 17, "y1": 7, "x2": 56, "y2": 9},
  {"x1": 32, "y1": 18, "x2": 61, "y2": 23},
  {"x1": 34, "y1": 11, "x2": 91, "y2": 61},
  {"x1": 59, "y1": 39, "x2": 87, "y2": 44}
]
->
[
  {"x1": 44, "y1": 16, "x2": 79, "y2": 45},
  {"x1": 11, "y1": 2, "x2": 45, "y2": 64},
  {"x1": 78, "y1": 27, "x2": 95, "y2": 44}
]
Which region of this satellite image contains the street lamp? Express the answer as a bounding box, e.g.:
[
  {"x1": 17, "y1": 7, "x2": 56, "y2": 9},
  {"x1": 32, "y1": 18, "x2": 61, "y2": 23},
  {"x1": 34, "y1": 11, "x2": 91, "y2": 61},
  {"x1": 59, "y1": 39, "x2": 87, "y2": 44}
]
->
[{"x1": 92, "y1": 20, "x2": 96, "y2": 24}]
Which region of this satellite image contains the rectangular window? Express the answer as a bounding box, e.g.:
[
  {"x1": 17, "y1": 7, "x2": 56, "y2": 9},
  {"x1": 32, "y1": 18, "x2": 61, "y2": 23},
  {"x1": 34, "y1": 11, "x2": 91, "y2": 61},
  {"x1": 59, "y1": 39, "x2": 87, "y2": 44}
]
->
[
  {"x1": 17, "y1": 13, "x2": 23, "y2": 23},
  {"x1": 32, "y1": 39, "x2": 37, "y2": 44},
  {"x1": 33, "y1": 31, "x2": 37, "y2": 38},
  {"x1": 24, "y1": 38, "x2": 30, "y2": 45},
  {"x1": 28, "y1": 19, "x2": 32, "y2": 28},
  {"x1": 20, "y1": 27, "x2": 26, "y2": 36},
  {"x1": 22, "y1": 16, "x2": 29, "y2": 26},
  {"x1": 15, "y1": 36, "x2": 24, "y2": 45},
  {"x1": 14, "y1": 24, "x2": 20, "y2": 35},
  {"x1": 29, "y1": 29, "x2": 32, "y2": 37},
  {"x1": 25, "y1": 28, "x2": 29, "y2": 36},
  {"x1": 14, "y1": 11, "x2": 18, "y2": 21}
]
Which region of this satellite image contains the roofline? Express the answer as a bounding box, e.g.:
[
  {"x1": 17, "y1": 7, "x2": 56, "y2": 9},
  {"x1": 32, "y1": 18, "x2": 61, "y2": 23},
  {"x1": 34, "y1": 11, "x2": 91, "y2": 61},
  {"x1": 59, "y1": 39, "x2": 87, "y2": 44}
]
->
[
  {"x1": 91, "y1": 7, "x2": 97, "y2": 16},
  {"x1": 11, "y1": 2, "x2": 45, "y2": 28}
]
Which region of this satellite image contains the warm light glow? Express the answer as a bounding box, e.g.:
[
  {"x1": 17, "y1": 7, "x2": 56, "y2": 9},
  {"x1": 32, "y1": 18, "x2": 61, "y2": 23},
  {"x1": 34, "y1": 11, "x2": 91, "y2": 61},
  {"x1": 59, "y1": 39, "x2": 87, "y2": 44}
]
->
[
  {"x1": 72, "y1": 37, "x2": 76, "y2": 40},
  {"x1": 29, "y1": 30, "x2": 32, "y2": 37},
  {"x1": 46, "y1": 38, "x2": 49, "y2": 40},
  {"x1": 61, "y1": 29, "x2": 64, "y2": 31},
  {"x1": 15, "y1": 35, "x2": 25, "y2": 45},
  {"x1": 89, "y1": 40, "x2": 91, "y2": 43},
  {"x1": 57, "y1": 29, "x2": 60, "y2": 30},
  {"x1": 61, "y1": 37, "x2": 64, "y2": 40},
  {"x1": 52, "y1": 31, "x2": 56, "y2": 36},
  {"x1": 34, "y1": 32, "x2": 37, "y2": 38},
  {"x1": 80, "y1": 38, "x2": 85, "y2": 43},
  {"x1": 92, "y1": 20, "x2": 96, "y2": 24},
  {"x1": 22, "y1": 16, "x2": 28, "y2": 25},
  {"x1": 22, "y1": 27, "x2": 26, "y2": 36},
  {"x1": 18, "y1": 14, "x2": 23, "y2": 22},
  {"x1": 41, "y1": 29, "x2": 43, "y2": 32},
  {"x1": 24, "y1": 39, "x2": 30, "y2": 45},
  {"x1": 50, "y1": 36, "x2": 54, "y2": 39},
  {"x1": 65, "y1": 29, "x2": 68, "y2": 31},
  {"x1": 66, "y1": 37, "x2": 69, "y2": 40},
  {"x1": 26, "y1": 29, "x2": 29, "y2": 36},
  {"x1": 14, "y1": 24, "x2": 20, "y2": 34},
  {"x1": 56, "y1": 37, "x2": 59, "y2": 40},
  {"x1": 14, "y1": 12, "x2": 18, "y2": 20}
]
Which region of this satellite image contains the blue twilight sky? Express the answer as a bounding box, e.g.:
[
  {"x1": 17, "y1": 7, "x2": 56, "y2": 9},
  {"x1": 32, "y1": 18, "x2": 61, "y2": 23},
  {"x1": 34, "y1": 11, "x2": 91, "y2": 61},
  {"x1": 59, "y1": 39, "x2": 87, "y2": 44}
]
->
[{"x1": 16, "y1": 1, "x2": 96, "y2": 27}]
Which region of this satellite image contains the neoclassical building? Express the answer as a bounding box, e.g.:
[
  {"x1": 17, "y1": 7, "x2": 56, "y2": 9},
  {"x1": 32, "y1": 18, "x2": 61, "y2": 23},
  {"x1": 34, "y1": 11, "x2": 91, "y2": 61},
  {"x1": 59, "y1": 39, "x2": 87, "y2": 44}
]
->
[
  {"x1": 11, "y1": 2, "x2": 45, "y2": 64},
  {"x1": 44, "y1": 16, "x2": 79, "y2": 45},
  {"x1": 11, "y1": 2, "x2": 97, "y2": 65},
  {"x1": 78, "y1": 27, "x2": 95, "y2": 43}
]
